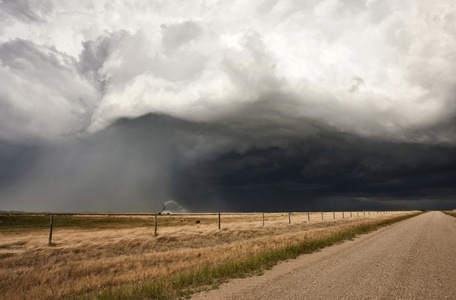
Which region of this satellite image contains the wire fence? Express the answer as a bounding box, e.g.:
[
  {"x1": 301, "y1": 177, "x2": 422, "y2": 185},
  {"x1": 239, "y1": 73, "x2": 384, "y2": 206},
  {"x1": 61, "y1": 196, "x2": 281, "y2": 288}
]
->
[{"x1": 45, "y1": 210, "x2": 407, "y2": 244}]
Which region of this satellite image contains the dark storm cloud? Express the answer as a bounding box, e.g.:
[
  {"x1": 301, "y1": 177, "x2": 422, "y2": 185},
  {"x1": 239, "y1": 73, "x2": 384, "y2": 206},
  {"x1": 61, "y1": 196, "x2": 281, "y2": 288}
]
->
[
  {"x1": 0, "y1": 142, "x2": 39, "y2": 189},
  {"x1": 2, "y1": 111, "x2": 455, "y2": 212},
  {"x1": 169, "y1": 121, "x2": 456, "y2": 212},
  {"x1": 1, "y1": 1, "x2": 456, "y2": 212}
]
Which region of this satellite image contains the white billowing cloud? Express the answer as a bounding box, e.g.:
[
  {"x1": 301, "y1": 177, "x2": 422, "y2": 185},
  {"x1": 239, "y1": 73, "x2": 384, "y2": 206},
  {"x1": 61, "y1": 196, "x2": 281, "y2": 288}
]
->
[
  {"x1": 0, "y1": 0, "x2": 455, "y2": 144},
  {"x1": 0, "y1": 39, "x2": 99, "y2": 142}
]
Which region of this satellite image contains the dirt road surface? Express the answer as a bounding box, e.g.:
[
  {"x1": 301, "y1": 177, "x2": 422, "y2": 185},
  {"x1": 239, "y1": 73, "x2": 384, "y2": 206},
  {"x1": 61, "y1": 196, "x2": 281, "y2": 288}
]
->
[{"x1": 192, "y1": 211, "x2": 456, "y2": 300}]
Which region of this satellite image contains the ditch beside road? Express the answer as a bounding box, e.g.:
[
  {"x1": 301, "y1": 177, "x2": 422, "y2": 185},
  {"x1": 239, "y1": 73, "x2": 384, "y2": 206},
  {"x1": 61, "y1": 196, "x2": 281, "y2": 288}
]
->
[{"x1": 193, "y1": 211, "x2": 456, "y2": 300}]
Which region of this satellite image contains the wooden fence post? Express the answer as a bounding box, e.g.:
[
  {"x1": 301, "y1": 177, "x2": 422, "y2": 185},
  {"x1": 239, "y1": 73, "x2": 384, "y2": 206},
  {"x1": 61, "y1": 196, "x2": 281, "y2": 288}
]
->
[
  {"x1": 357, "y1": 211, "x2": 359, "y2": 217},
  {"x1": 263, "y1": 212, "x2": 265, "y2": 226},
  {"x1": 342, "y1": 211, "x2": 345, "y2": 219},
  {"x1": 289, "y1": 212, "x2": 291, "y2": 224},
  {"x1": 154, "y1": 213, "x2": 157, "y2": 236},
  {"x1": 308, "y1": 212, "x2": 310, "y2": 222},
  {"x1": 350, "y1": 212, "x2": 352, "y2": 218},
  {"x1": 48, "y1": 214, "x2": 54, "y2": 246},
  {"x1": 321, "y1": 212, "x2": 324, "y2": 220},
  {"x1": 218, "y1": 213, "x2": 221, "y2": 229},
  {"x1": 333, "y1": 211, "x2": 335, "y2": 219}
]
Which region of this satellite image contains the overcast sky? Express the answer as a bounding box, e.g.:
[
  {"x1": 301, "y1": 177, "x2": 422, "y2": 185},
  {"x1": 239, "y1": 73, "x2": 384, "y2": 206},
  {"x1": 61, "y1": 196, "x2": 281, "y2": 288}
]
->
[{"x1": 0, "y1": 0, "x2": 455, "y2": 213}]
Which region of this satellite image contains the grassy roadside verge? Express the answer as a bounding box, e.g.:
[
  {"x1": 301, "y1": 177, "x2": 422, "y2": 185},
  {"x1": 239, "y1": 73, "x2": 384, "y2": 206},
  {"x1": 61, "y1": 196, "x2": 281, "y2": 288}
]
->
[
  {"x1": 75, "y1": 212, "x2": 423, "y2": 300},
  {"x1": 443, "y1": 211, "x2": 456, "y2": 218}
]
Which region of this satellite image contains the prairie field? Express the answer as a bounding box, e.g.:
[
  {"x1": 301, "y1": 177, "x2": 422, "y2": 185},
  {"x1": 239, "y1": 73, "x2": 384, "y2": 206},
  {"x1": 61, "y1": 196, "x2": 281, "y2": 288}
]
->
[{"x1": 0, "y1": 211, "x2": 415, "y2": 299}]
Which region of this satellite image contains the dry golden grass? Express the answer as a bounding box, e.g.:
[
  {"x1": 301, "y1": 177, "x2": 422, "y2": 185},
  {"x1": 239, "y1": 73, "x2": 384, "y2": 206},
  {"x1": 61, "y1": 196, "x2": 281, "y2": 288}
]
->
[{"x1": 0, "y1": 211, "x2": 413, "y2": 299}]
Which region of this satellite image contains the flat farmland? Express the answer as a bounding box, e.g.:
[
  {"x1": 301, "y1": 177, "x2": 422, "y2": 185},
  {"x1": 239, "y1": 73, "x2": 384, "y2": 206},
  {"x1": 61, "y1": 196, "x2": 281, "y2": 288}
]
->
[{"x1": 0, "y1": 211, "x2": 415, "y2": 299}]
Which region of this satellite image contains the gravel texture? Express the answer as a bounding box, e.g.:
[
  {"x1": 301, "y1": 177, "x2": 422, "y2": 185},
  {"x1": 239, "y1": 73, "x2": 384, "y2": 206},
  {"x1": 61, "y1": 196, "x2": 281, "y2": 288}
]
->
[{"x1": 192, "y1": 211, "x2": 456, "y2": 300}]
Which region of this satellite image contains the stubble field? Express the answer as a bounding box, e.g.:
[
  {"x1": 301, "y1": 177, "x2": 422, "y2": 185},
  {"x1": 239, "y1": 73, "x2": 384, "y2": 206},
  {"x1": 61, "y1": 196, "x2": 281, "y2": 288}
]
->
[{"x1": 0, "y1": 211, "x2": 415, "y2": 299}]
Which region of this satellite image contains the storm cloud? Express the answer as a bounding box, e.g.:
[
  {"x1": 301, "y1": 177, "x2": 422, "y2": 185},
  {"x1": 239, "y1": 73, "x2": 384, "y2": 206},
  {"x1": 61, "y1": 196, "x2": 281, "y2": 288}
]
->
[{"x1": 0, "y1": 0, "x2": 455, "y2": 212}]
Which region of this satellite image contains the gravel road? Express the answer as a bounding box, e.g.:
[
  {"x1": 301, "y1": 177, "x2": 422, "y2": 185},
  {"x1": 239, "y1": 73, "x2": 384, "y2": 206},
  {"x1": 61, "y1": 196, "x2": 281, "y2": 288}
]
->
[{"x1": 192, "y1": 211, "x2": 456, "y2": 300}]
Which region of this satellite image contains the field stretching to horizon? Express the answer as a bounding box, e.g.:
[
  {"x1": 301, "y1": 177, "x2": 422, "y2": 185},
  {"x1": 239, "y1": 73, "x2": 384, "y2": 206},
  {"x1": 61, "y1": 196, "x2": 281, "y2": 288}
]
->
[{"x1": 0, "y1": 211, "x2": 419, "y2": 299}]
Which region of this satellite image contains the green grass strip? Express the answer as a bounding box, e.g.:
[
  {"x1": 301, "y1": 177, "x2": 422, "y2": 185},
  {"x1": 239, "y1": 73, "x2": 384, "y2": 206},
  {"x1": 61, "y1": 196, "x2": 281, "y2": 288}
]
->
[
  {"x1": 74, "y1": 212, "x2": 423, "y2": 300},
  {"x1": 443, "y1": 211, "x2": 456, "y2": 218}
]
